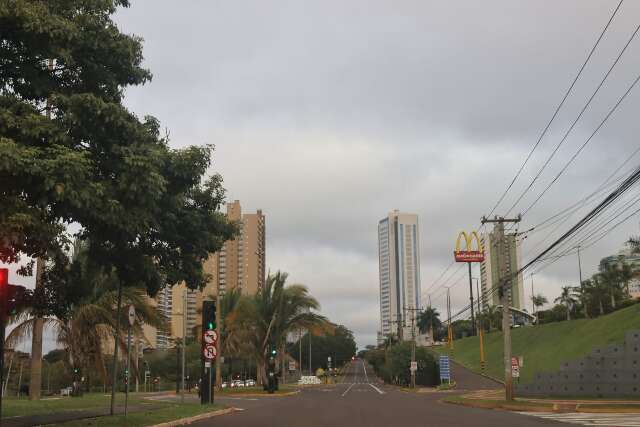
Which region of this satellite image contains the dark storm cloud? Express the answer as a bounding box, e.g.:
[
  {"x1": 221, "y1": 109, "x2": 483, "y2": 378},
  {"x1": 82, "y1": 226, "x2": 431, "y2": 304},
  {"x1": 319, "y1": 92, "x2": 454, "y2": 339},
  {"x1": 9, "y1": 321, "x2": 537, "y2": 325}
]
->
[{"x1": 113, "y1": 0, "x2": 640, "y2": 347}]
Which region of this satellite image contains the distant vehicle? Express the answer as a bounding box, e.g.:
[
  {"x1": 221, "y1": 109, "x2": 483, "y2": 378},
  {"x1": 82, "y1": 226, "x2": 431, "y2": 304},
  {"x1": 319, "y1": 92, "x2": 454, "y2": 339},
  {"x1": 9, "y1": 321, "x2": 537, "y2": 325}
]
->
[
  {"x1": 221, "y1": 382, "x2": 229, "y2": 388},
  {"x1": 245, "y1": 379, "x2": 256, "y2": 386}
]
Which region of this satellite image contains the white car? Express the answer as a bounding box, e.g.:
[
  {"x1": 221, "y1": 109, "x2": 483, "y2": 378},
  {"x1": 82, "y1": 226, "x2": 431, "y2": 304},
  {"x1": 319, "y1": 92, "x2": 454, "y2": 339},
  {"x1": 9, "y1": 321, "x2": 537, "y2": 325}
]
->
[{"x1": 245, "y1": 379, "x2": 256, "y2": 387}]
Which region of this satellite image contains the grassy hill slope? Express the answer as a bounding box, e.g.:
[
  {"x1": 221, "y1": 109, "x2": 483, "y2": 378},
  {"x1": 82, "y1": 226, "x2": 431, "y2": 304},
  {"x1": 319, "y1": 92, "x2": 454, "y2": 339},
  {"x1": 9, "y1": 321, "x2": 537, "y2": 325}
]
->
[{"x1": 432, "y1": 304, "x2": 640, "y2": 383}]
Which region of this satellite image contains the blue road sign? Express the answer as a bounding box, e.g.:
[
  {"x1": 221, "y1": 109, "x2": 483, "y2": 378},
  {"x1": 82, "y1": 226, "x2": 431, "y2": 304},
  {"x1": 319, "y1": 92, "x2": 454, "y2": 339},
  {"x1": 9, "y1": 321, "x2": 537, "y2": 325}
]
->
[{"x1": 439, "y1": 355, "x2": 451, "y2": 381}]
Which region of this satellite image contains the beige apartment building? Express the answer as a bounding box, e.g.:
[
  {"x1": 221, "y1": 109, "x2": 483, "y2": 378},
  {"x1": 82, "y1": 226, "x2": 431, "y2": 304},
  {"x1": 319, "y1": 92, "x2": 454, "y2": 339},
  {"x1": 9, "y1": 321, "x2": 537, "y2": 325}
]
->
[{"x1": 144, "y1": 200, "x2": 266, "y2": 349}]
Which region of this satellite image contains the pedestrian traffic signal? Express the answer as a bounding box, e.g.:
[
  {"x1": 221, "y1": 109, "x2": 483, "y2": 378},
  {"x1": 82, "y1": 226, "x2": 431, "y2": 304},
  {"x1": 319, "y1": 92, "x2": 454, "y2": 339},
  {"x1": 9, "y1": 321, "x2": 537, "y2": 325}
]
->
[
  {"x1": 271, "y1": 348, "x2": 277, "y2": 356},
  {"x1": 202, "y1": 300, "x2": 216, "y2": 331}
]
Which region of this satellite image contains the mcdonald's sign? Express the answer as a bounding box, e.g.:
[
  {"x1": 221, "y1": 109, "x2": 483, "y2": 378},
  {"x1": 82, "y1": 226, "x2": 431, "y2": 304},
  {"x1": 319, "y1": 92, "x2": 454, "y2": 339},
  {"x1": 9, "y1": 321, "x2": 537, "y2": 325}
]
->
[{"x1": 454, "y1": 231, "x2": 484, "y2": 262}]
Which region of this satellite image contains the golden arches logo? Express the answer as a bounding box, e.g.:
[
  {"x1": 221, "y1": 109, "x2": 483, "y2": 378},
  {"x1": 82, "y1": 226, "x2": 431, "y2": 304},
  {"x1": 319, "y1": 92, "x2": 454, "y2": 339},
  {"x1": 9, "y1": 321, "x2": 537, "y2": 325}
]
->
[{"x1": 454, "y1": 231, "x2": 485, "y2": 262}]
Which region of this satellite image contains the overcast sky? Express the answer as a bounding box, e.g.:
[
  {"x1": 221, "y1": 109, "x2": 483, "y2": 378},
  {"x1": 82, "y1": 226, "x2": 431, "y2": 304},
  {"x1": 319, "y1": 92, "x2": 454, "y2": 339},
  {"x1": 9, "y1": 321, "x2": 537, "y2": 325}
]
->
[
  {"x1": 109, "y1": 0, "x2": 640, "y2": 348},
  {"x1": 7, "y1": 1, "x2": 640, "y2": 352}
]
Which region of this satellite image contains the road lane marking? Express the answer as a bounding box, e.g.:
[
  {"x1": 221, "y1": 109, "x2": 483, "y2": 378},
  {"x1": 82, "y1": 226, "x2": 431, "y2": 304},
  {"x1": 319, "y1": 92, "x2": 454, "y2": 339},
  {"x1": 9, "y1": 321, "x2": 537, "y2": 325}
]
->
[
  {"x1": 368, "y1": 383, "x2": 385, "y2": 395},
  {"x1": 363, "y1": 360, "x2": 369, "y2": 383},
  {"x1": 341, "y1": 383, "x2": 356, "y2": 397}
]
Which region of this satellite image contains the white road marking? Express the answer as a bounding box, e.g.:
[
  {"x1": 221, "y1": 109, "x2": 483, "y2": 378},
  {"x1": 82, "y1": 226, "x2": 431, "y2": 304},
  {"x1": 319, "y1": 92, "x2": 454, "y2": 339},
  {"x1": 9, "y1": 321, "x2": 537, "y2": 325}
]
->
[
  {"x1": 368, "y1": 383, "x2": 385, "y2": 395},
  {"x1": 341, "y1": 382, "x2": 356, "y2": 397},
  {"x1": 518, "y1": 412, "x2": 640, "y2": 426}
]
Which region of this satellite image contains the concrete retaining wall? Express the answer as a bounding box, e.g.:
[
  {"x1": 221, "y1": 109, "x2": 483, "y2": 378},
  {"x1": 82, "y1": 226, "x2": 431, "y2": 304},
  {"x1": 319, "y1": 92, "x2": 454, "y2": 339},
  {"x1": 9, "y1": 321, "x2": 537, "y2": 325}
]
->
[{"x1": 515, "y1": 330, "x2": 640, "y2": 398}]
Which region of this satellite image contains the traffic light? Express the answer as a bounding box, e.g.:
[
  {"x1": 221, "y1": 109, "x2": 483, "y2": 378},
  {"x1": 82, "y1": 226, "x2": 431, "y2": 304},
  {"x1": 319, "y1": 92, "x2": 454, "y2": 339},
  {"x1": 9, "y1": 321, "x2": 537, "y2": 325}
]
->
[
  {"x1": 0, "y1": 268, "x2": 27, "y2": 321},
  {"x1": 202, "y1": 300, "x2": 216, "y2": 331},
  {"x1": 271, "y1": 348, "x2": 277, "y2": 357}
]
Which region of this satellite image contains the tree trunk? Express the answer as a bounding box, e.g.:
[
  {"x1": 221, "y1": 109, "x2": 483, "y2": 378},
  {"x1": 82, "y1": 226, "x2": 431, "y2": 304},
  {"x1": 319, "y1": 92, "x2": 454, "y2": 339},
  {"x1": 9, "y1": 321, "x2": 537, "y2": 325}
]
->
[
  {"x1": 599, "y1": 299, "x2": 604, "y2": 315},
  {"x1": 566, "y1": 307, "x2": 571, "y2": 321},
  {"x1": 610, "y1": 290, "x2": 616, "y2": 309},
  {"x1": 29, "y1": 257, "x2": 45, "y2": 400}
]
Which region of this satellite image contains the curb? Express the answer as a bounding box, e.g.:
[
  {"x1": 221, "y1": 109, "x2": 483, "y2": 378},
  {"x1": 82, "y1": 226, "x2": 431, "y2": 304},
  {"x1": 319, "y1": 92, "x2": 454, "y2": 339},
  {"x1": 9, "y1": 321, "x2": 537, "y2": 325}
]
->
[
  {"x1": 444, "y1": 397, "x2": 640, "y2": 414},
  {"x1": 219, "y1": 390, "x2": 300, "y2": 398},
  {"x1": 150, "y1": 407, "x2": 237, "y2": 427},
  {"x1": 443, "y1": 397, "x2": 553, "y2": 413}
]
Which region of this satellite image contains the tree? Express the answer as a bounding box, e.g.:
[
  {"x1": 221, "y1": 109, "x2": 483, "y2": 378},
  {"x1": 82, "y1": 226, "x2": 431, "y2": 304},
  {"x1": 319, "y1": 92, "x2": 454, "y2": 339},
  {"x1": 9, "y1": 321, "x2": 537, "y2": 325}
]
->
[
  {"x1": 289, "y1": 325, "x2": 357, "y2": 372},
  {"x1": 6, "y1": 242, "x2": 165, "y2": 391},
  {"x1": 237, "y1": 272, "x2": 329, "y2": 385},
  {"x1": 554, "y1": 286, "x2": 578, "y2": 321},
  {"x1": 531, "y1": 294, "x2": 548, "y2": 319},
  {"x1": 481, "y1": 305, "x2": 501, "y2": 331},
  {"x1": 599, "y1": 264, "x2": 624, "y2": 310},
  {"x1": 1, "y1": 0, "x2": 236, "y2": 399},
  {"x1": 417, "y1": 307, "x2": 441, "y2": 342}
]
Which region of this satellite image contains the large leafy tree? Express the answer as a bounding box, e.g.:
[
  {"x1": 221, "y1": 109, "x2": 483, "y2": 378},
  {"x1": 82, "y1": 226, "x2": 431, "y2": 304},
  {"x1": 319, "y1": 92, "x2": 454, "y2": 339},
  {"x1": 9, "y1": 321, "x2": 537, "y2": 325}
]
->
[{"x1": 0, "y1": 0, "x2": 235, "y2": 399}]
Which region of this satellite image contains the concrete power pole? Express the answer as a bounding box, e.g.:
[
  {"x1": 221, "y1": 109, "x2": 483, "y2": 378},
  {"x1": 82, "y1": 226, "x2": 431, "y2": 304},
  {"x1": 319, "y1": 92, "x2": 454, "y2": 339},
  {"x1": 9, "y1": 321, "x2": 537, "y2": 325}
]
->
[
  {"x1": 215, "y1": 292, "x2": 223, "y2": 391},
  {"x1": 481, "y1": 215, "x2": 520, "y2": 401}
]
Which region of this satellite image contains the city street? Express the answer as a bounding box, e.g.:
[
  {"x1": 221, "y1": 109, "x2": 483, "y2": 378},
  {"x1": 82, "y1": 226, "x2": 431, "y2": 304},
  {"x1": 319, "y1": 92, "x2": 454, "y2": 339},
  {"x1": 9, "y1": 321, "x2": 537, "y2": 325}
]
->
[{"x1": 194, "y1": 359, "x2": 567, "y2": 427}]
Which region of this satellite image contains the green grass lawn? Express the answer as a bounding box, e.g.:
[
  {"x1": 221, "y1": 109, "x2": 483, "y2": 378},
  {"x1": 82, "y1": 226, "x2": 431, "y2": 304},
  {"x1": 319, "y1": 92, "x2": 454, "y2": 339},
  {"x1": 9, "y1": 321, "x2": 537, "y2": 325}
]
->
[
  {"x1": 2, "y1": 393, "x2": 151, "y2": 418},
  {"x1": 432, "y1": 304, "x2": 640, "y2": 383},
  {"x1": 56, "y1": 402, "x2": 226, "y2": 427}
]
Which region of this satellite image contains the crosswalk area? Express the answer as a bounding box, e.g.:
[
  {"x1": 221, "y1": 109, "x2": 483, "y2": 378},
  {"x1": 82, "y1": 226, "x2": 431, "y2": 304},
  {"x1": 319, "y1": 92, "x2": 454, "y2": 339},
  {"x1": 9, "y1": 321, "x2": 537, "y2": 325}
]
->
[{"x1": 518, "y1": 411, "x2": 640, "y2": 426}]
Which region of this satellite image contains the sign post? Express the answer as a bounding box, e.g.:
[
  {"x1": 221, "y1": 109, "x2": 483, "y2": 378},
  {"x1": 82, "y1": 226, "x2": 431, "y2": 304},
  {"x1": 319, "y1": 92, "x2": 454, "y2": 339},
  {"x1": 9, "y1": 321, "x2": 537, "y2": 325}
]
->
[
  {"x1": 511, "y1": 357, "x2": 520, "y2": 381},
  {"x1": 410, "y1": 361, "x2": 417, "y2": 372},
  {"x1": 125, "y1": 305, "x2": 135, "y2": 417},
  {"x1": 439, "y1": 355, "x2": 451, "y2": 384}
]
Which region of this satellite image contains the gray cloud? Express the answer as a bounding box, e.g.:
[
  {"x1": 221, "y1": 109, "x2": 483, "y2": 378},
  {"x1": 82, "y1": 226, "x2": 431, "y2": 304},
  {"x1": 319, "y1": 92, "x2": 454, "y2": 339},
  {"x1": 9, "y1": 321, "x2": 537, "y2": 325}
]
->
[{"x1": 110, "y1": 0, "x2": 640, "y2": 348}]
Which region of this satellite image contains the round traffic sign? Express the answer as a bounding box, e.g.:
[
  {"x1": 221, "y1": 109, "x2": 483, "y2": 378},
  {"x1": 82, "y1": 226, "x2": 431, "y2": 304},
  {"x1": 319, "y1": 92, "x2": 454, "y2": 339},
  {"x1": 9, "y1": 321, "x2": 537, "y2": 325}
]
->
[
  {"x1": 203, "y1": 345, "x2": 217, "y2": 360},
  {"x1": 203, "y1": 330, "x2": 218, "y2": 344},
  {"x1": 128, "y1": 305, "x2": 136, "y2": 326}
]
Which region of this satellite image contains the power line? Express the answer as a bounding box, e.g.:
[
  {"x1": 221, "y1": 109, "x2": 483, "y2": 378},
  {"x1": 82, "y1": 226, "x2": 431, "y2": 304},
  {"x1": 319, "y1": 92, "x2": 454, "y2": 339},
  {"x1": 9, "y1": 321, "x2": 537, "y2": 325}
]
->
[
  {"x1": 520, "y1": 68, "x2": 640, "y2": 218},
  {"x1": 486, "y1": 0, "x2": 624, "y2": 218},
  {"x1": 505, "y1": 20, "x2": 639, "y2": 217}
]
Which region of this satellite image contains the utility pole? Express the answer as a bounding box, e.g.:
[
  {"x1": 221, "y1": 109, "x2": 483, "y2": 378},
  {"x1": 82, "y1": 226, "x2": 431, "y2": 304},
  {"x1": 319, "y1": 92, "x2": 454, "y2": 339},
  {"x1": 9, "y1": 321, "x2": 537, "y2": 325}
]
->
[
  {"x1": 577, "y1": 246, "x2": 587, "y2": 318},
  {"x1": 308, "y1": 331, "x2": 312, "y2": 376},
  {"x1": 481, "y1": 215, "x2": 520, "y2": 402},
  {"x1": 467, "y1": 262, "x2": 476, "y2": 335},
  {"x1": 215, "y1": 289, "x2": 223, "y2": 391},
  {"x1": 404, "y1": 306, "x2": 420, "y2": 389},
  {"x1": 473, "y1": 277, "x2": 486, "y2": 373},
  {"x1": 530, "y1": 273, "x2": 535, "y2": 319},
  {"x1": 446, "y1": 288, "x2": 452, "y2": 349},
  {"x1": 181, "y1": 290, "x2": 186, "y2": 403}
]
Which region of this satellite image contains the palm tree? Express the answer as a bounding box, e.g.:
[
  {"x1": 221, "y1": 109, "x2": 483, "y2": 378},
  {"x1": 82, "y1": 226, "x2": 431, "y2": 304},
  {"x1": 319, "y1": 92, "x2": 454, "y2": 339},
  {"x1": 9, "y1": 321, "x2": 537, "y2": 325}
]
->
[
  {"x1": 531, "y1": 294, "x2": 548, "y2": 318},
  {"x1": 382, "y1": 333, "x2": 398, "y2": 349},
  {"x1": 599, "y1": 264, "x2": 622, "y2": 310},
  {"x1": 6, "y1": 241, "x2": 165, "y2": 390},
  {"x1": 237, "y1": 271, "x2": 329, "y2": 385},
  {"x1": 483, "y1": 305, "x2": 501, "y2": 331},
  {"x1": 554, "y1": 286, "x2": 578, "y2": 321},
  {"x1": 417, "y1": 307, "x2": 441, "y2": 343},
  {"x1": 616, "y1": 257, "x2": 633, "y2": 299}
]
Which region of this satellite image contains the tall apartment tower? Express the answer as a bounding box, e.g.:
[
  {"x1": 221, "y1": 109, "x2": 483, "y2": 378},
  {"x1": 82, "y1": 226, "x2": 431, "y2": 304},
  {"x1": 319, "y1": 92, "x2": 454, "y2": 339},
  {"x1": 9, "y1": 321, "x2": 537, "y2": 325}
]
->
[
  {"x1": 202, "y1": 200, "x2": 266, "y2": 298},
  {"x1": 146, "y1": 200, "x2": 266, "y2": 349},
  {"x1": 479, "y1": 231, "x2": 525, "y2": 311},
  {"x1": 378, "y1": 210, "x2": 421, "y2": 341}
]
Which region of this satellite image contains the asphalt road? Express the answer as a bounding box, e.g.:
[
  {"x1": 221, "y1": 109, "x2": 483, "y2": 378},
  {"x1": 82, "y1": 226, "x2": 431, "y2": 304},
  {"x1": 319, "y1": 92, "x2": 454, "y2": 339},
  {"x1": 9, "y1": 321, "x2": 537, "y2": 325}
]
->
[{"x1": 193, "y1": 359, "x2": 564, "y2": 427}]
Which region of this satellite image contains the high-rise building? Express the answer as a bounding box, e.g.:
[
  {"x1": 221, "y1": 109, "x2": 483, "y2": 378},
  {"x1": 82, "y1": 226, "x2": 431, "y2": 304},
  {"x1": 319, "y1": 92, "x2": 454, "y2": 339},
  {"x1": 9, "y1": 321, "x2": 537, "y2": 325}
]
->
[
  {"x1": 144, "y1": 200, "x2": 266, "y2": 349},
  {"x1": 202, "y1": 200, "x2": 266, "y2": 298},
  {"x1": 479, "y1": 231, "x2": 525, "y2": 311},
  {"x1": 378, "y1": 210, "x2": 421, "y2": 341}
]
